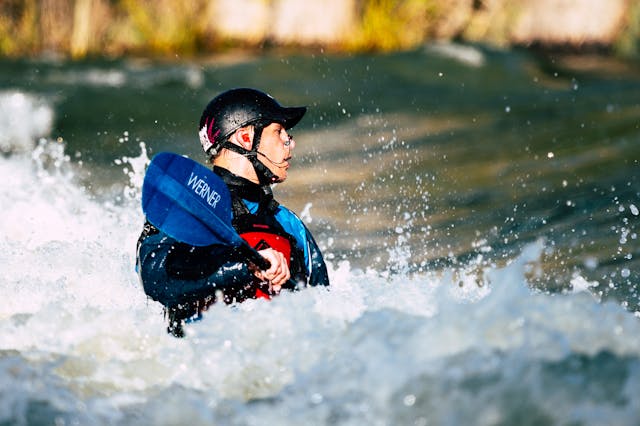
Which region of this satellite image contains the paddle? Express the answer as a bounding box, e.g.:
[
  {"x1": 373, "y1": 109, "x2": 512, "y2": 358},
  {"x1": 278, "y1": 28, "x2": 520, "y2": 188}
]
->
[{"x1": 141, "y1": 151, "x2": 270, "y2": 270}]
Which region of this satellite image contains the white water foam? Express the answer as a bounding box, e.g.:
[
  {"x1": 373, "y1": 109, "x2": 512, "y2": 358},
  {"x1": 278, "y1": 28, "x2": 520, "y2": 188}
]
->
[
  {"x1": 0, "y1": 91, "x2": 53, "y2": 154},
  {"x1": 1, "y1": 140, "x2": 639, "y2": 425}
]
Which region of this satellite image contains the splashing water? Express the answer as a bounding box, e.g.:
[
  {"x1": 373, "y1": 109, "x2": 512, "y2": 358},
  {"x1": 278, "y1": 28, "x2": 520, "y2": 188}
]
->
[
  {"x1": 0, "y1": 137, "x2": 639, "y2": 425},
  {"x1": 1, "y1": 50, "x2": 639, "y2": 425},
  {"x1": 0, "y1": 91, "x2": 53, "y2": 154}
]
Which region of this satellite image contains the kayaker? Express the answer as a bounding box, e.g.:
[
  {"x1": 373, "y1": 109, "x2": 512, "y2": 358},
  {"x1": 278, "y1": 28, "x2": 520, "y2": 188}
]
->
[{"x1": 136, "y1": 88, "x2": 330, "y2": 337}]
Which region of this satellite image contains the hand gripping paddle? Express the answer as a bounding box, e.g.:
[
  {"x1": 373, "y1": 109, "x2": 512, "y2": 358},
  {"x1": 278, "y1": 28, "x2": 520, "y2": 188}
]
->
[{"x1": 141, "y1": 152, "x2": 270, "y2": 270}]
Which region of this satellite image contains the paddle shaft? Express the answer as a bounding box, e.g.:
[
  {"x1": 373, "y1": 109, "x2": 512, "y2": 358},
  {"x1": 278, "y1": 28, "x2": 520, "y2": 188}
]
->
[{"x1": 235, "y1": 241, "x2": 271, "y2": 270}]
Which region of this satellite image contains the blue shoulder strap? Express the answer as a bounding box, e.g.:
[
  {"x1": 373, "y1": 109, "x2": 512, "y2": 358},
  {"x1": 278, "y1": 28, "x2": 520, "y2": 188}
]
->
[{"x1": 243, "y1": 200, "x2": 311, "y2": 273}]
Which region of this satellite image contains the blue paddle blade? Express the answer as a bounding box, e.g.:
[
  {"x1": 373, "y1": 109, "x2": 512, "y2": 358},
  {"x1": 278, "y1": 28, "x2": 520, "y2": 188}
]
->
[{"x1": 141, "y1": 152, "x2": 244, "y2": 247}]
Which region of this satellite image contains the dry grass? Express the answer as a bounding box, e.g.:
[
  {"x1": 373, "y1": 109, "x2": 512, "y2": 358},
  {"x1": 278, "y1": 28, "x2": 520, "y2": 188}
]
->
[{"x1": 0, "y1": 0, "x2": 636, "y2": 59}]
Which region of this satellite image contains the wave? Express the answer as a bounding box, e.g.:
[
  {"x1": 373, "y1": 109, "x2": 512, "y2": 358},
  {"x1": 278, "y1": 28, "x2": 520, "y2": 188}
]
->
[
  {"x1": 1, "y1": 140, "x2": 639, "y2": 425},
  {"x1": 0, "y1": 91, "x2": 53, "y2": 154}
]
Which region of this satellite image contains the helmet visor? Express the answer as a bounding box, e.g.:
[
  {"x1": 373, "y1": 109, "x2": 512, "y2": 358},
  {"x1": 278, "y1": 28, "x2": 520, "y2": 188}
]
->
[{"x1": 269, "y1": 105, "x2": 307, "y2": 130}]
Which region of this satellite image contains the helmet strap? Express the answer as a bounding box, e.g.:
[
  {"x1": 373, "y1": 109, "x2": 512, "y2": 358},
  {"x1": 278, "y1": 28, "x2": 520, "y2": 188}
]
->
[{"x1": 222, "y1": 124, "x2": 281, "y2": 185}]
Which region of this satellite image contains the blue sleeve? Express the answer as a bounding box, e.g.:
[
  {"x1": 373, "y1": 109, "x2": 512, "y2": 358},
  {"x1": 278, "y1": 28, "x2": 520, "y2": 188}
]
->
[
  {"x1": 303, "y1": 224, "x2": 330, "y2": 287},
  {"x1": 273, "y1": 206, "x2": 330, "y2": 287},
  {"x1": 136, "y1": 231, "x2": 257, "y2": 308}
]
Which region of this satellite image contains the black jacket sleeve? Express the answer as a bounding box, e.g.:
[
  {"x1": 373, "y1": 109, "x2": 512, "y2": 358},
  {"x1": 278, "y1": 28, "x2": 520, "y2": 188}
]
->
[{"x1": 136, "y1": 228, "x2": 258, "y2": 309}]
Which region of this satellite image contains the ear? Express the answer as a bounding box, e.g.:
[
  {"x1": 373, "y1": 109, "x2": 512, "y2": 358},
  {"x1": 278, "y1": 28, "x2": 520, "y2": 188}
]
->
[{"x1": 234, "y1": 127, "x2": 254, "y2": 149}]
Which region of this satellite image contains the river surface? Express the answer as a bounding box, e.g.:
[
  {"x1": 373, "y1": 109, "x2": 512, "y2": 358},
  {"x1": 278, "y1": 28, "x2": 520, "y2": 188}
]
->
[{"x1": 1, "y1": 44, "x2": 639, "y2": 425}]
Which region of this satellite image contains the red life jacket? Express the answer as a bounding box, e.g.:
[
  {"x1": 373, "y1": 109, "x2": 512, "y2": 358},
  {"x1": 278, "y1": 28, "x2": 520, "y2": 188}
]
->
[
  {"x1": 239, "y1": 222, "x2": 295, "y2": 300},
  {"x1": 227, "y1": 184, "x2": 307, "y2": 300},
  {"x1": 240, "y1": 224, "x2": 292, "y2": 268}
]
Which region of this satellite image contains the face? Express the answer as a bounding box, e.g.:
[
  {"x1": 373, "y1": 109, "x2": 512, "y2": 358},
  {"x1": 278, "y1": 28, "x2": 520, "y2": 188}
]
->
[{"x1": 257, "y1": 122, "x2": 296, "y2": 182}]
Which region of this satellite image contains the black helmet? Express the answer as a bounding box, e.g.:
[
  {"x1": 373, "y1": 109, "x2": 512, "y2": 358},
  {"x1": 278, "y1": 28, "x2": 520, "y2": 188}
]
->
[{"x1": 199, "y1": 88, "x2": 306, "y2": 155}]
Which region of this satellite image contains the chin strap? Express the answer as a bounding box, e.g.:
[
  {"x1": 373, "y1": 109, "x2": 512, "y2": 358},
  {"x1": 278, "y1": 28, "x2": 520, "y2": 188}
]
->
[{"x1": 222, "y1": 124, "x2": 281, "y2": 186}]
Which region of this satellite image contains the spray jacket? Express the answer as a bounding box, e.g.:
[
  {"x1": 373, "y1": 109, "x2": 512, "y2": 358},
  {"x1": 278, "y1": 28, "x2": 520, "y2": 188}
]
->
[{"x1": 136, "y1": 166, "x2": 329, "y2": 334}]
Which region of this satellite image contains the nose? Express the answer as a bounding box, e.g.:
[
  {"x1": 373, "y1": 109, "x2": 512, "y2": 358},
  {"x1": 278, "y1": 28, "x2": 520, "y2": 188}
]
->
[{"x1": 284, "y1": 133, "x2": 295, "y2": 149}]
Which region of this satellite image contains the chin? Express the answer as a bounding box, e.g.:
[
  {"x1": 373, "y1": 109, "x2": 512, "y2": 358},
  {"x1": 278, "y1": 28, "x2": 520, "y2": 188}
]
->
[{"x1": 270, "y1": 167, "x2": 288, "y2": 182}]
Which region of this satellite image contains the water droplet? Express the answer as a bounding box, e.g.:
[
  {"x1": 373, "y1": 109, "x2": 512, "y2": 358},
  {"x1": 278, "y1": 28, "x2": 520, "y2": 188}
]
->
[{"x1": 403, "y1": 394, "x2": 416, "y2": 406}]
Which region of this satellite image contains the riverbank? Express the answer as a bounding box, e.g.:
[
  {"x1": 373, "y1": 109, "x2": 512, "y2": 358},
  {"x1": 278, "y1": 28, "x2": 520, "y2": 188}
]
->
[{"x1": 1, "y1": 0, "x2": 639, "y2": 60}]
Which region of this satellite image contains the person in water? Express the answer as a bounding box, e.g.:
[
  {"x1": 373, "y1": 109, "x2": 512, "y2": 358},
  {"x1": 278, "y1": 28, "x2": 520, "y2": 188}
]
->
[{"x1": 136, "y1": 88, "x2": 330, "y2": 337}]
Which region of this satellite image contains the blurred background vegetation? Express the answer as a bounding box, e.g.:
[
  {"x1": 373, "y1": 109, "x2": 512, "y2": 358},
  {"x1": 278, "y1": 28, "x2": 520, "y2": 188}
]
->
[{"x1": 0, "y1": 0, "x2": 639, "y2": 59}]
